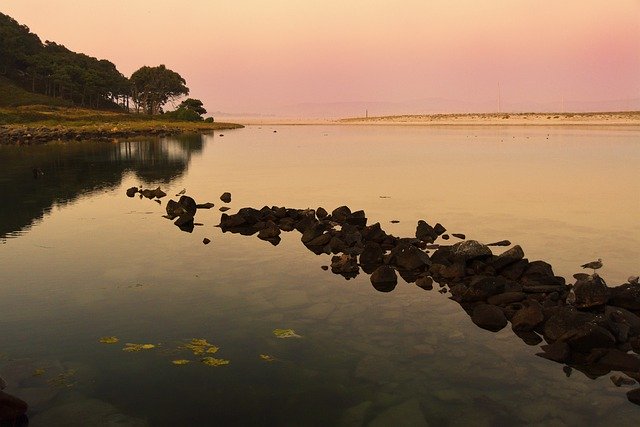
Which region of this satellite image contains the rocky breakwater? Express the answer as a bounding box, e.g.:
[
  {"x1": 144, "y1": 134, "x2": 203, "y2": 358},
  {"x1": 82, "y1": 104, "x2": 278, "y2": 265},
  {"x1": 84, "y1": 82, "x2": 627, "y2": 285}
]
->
[
  {"x1": 217, "y1": 204, "x2": 640, "y2": 405},
  {"x1": 0, "y1": 375, "x2": 28, "y2": 425}
]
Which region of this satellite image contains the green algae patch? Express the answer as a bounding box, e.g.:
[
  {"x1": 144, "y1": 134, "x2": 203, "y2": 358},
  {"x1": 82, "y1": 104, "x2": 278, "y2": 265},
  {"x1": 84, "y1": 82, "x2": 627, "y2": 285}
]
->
[
  {"x1": 99, "y1": 336, "x2": 120, "y2": 344},
  {"x1": 273, "y1": 329, "x2": 302, "y2": 339},
  {"x1": 260, "y1": 354, "x2": 276, "y2": 362},
  {"x1": 201, "y1": 357, "x2": 230, "y2": 367},
  {"x1": 123, "y1": 343, "x2": 156, "y2": 352},
  {"x1": 181, "y1": 338, "x2": 219, "y2": 356},
  {"x1": 172, "y1": 359, "x2": 190, "y2": 366}
]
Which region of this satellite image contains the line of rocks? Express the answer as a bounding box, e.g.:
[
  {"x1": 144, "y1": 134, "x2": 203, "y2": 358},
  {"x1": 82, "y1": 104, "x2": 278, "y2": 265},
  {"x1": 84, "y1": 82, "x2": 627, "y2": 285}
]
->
[{"x1": 217, "y1": 204, "x2": 640, "y2": 405}]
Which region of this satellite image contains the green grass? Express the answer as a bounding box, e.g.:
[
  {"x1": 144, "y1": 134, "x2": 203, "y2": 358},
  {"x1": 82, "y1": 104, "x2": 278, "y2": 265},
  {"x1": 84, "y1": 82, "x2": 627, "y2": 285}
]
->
[{"x1": 0, "y1": 76, "x2": 71, "y2": 108}]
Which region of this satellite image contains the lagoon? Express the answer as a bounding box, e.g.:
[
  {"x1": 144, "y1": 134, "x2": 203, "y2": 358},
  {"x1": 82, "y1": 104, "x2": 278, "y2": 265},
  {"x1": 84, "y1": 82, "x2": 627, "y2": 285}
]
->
[{"x1": 1, "y1": 125, "x2": 639, "y2": 425}]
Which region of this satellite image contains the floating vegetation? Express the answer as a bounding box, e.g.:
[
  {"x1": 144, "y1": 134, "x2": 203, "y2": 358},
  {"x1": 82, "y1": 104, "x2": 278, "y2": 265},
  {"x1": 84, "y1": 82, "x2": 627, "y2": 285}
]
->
[
  {"x1": 201, "y1": 357, "x2": 230, "y2": 367},
  {"x1": 181, "y1": 338, "x2": 219, "y2": 356},
  {"x1": 259, "y1": 354, "x2": 276, "y2": 362},
  {"x1": 99, "y1": 336, "x2": 119, "y2": 344},
  {"x1": 47, "y1": 369, "x2": 76, "y2": 388},
  {"x1": 123, "y1": 343, "x2": 156, "y2": 352},
  {"x1": 33, "y1": 368, "x2": 45, "y2": 376},
  {"x1": 172, "y1": 359, "x2": 190, "y2": 366},
  {"x1": 273, "y1": 329, "x2": 302, "y2": 339}
]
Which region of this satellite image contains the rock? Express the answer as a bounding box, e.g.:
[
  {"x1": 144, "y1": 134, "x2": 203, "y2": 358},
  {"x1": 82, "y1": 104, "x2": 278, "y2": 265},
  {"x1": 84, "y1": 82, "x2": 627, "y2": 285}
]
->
[
  {"x1": 487, "y1": 291, "x2": 526, "y2": 306},
  {"x1": 536, "y1": 342, "x2": 570, "y2": 363},
  {"x1": 487, "y1": 240, "x2": 511, "y2": 246},
  {"x1": 196, "y1": 202, "x2": 215, "y2": 209},
  {"x1": 560, "y1": 323, "x2": 616, "y2": 353},
  {"x1": 433, "y1": 223, "x2": 446, "y2": 236},
  {"x1": 627, "y1": 388, "x2": 640, "y2": 405},
  {"x1": 151, "y1": 187, "x2": 166, "y2": 198},
  {"x1": 439, "y1": 262, "x2": 466, "y2": 279},
  {"x1": 219, "y1": 206, "x2": 230, "y2": 212},
  {"x1": 389, "y1": 242, "x2": 430, "y2": 270},
  {"x1": 367, "y1": 399, "x2": 429, "y2": 427},
  {"x1": 257, "y1": 221, "x2": 281, "y2": 240},
  {"x1": 452, "y1": 233, "x2": 466, "y2": 239},
  {"x1": 345, "y1": 210, "x2": 367, "y2": 227},
  {"x1": 451, "y1": 240, "x2": 492, "y2": 262},
  {"x1": 596, "y1": 349, "x2": 640, "y2": 372},
  {"x1": 471, "y1": 304, "x2": 508, "y2": 332},
  {"x1": 609, "y1": 283, "x2": 640, "y2": 311},
  {"x1": 0, "y1": 391, "x2": 28, "y2": 421},
  {"x1": 125, "y1": 186, "x2": 138, "y2": 197},
  {"x1": 220, "y1": 192, "x2": 232, "y2": 203},
  {"x1": 499, "y1": 259, "x2": 529, "y2": 280},
  {"x1": 416, "y1": 220, "x2": 438, "y2": 243},
  {"x1": 543, "y1": 308, "x2": 597, "y2": 342},
  {"x1": 316, "y1": 207, "x2": 328, "y2": 219},
  {"x1": 203, "y1": 238, "x2": 211, "y2": 245},
  {"x1": 610, "y1": 375, "x2": 636, "y2": 387},
  {"x1": 331, "y1": 206, "x2": 352, "y2": 223},
  {"x1": 331, "y1": 255, "x2": 359, "y2": 278},
  {"x1": 511, "y1": 301, "x2": 544, "y2": 332},
  {"x1": 370, "y1": 265, "x2": 397, "y2": 292},
  {"x1": 338, "y1": 401, "x2": 373, "y2": 427},
  {"x1": 450, "y1": 276, "x2": 507, "y2": 302},
  {"x1": 359, "y1": 242, "x2": 384, "y2": 266},
  {"x1": 522, "y1": 284, "x2": 566, "y2": 293},
  {"x1": 490, "y1": 245, "x2": 525, "y2": 271},
  {"x1": 321, "y1": 265, "x2": 329, "y2": 271},
  {"x1": 174, "y1": 214, "x2": 194, "y2": 232},
  {"x1": 415, "y1": 276, "x2": 433, "y2": 290},
  {"x1": 573, "y1": 274, "x2": 610, "y2": 308},
  {"x1": 605, "y1": 306, "x2": 640, "y2": 336},
  {"x1": 301, "y1": 222, "x2": 326, "y2": 244},
  {"x1": 29, "y1": 396, "x2": 146, "y2": 426},
  {"x1": 0, "y1": 377, "x2": 5, "y2": 391},
  {"x1": 629, "y1": 276, "x2": 639, "y2": 285}
]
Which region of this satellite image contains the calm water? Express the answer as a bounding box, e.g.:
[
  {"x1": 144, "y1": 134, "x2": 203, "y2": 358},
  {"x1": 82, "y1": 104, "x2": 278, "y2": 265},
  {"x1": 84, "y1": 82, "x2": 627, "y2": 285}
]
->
[{"x1": 1, "y1": 125, "x2": 639, "y2": 426}]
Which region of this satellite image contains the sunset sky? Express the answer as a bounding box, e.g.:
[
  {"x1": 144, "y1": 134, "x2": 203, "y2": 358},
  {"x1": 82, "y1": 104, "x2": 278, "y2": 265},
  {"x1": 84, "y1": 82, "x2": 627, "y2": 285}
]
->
[{"x1": 3, "y1": 0, "x2": 639, "y2": 116}]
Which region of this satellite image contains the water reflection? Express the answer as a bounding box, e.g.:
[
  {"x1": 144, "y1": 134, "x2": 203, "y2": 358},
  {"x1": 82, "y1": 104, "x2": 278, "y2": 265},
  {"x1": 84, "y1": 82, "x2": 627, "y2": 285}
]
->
[
  {"x1": 0, "y1": 134, "x2": 205, "y2": 239},
  {"x1": 217, "y1": 203, "x2": 640, "y2": 406}
]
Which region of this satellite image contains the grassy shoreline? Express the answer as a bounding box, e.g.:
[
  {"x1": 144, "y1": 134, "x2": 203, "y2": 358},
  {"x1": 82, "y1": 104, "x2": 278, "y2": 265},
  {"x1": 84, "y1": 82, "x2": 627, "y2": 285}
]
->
[{"x1": 0, "y1": 105, "x2": 244, "y2": 144}]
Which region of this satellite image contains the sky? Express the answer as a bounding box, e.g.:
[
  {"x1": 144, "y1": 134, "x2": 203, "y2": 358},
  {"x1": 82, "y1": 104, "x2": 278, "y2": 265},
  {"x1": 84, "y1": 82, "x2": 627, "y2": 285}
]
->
[{"x1": 2, "y1": 0, "x2": 640, "y2": 116}]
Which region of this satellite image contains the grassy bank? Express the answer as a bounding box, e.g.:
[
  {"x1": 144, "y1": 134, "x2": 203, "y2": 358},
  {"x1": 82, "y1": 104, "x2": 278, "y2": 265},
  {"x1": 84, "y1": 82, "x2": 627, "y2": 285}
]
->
[{"x1": 0, "y1": 105, "x2": 244, "y2": 144}]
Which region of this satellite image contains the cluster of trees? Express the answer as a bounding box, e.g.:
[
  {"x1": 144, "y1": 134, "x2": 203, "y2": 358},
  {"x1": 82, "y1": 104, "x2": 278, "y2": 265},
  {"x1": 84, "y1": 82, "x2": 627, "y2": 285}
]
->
[{"x1": 0, "y1": 12, "x2": 208, "y2": 119}]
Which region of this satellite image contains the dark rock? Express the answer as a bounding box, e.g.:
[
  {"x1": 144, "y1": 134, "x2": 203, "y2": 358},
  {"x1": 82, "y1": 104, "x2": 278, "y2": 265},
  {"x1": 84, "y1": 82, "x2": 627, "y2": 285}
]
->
[
  {"x1": 451, "y1": 240, "x2": 492, "y2": 262},
  {"x1": 321, "y1": 265, "x2": 329, "y2": 271},
  {"x1": 499, "y1": 259, "x2": 529, "y2": 280},
  {"x1": 560, "y1": 324, "x2": 616, "y2": 353},
  {"x1": 415, "y1": 276, "x2": 433, "y2": 290},
  {"x1": 345, "y1": 210, "x2": 367, "y2": 227},
  {"x1": 316, "y1": 207, "x2": 328, "y2": 219},
  {"x1": 487, "y1": 240, "x2": 511, "y2": 247},
  {"x1": 522, "y1": 284, "x2": 566, "y2": 293},
  {"x1": 278, "y1": 217, "x2": 296, "y2": 231},
  {"x1": 370, "y1": 265, "x2": 398, "y2": 292},
  {"x1": 0, "y1": 391, "x2": 28, "y2": 421},
  {"x1": 439, "y1": 262, "x2": 466, "y2": 280},
  {"x1": 359, "y1": 242, "x2": 384, "y2": 266},
  {"x1": 220, "y1": 192, "x2": 232, "y2": 203},
  {"x1": 471, "y1": 304, "x2": 508, "y2": 332},
  {"x1": 126, "y1": 187, "x2": 138, "y2": 197},
  {"x1": 140, "y1": 188, "x2": 156, "y2": 199},
  {"x1": 196, "y1": 202, "x2": 215, "y2": 209},
  {"x1": 610, "y1": 375, "x2": 636, "y2": 387},
  {"x1": 329, "y1": 237, "x2": 347, "y2": 254},
  {"x1": 490, "y1": 245, "x2": 525, "y2": 271},
  {"x1": 390, "y1": 220, "x2": 400, "y2": 224},
  {"x1": 441, "y1": 234, "x2": 449, "y2": 240},
  {"x1": 487, "y1": 291, "x2": 526, "y2": 306},
  {"x1": 389, "y1": 242, "x2": 430, "y2": 271},
  {"x1": 536, "y1": 342, "x2": 571, "y2": 363},
  {"x1": 433, "y1": 223, "x2": 446, "y2": 236},
  {"x1": 605, "y1": 306, "x2": 640, "y2": 337},
  {"x1": 219, "y1": 206, "x2": 230, "y2": 212},
  {"x1": 629, "y1": 276, "x2": 639, "y2": 285},
  {"x1": 628, "y1": 388, "x2": 640, "y2": 405},
  {"x1": 573, "y1": 273, "x2": 591, "y2": 281},
  {"x1": 177, "y1": 196, "x2": 197, "y2": 216},
  {"x1": 174, "y1": 214, "x2": 194, "y2": 232},
  {"x1": 307, "y1": 233, "x2": 332, "y2": 247},
  {"x1": 523, "y1": 260, "x2": 555, "y2": 278},
  {"x1": 331, "y1": 206, "x2": 352, "y2": 223},
  {"x1": 203, "y1": 238, "x2": 211, "y2": 245},
  {"x1": 330, "y1": 254, "x2": 359, "y2": 278},
  {"x1": 301, "y1": 222, "x2": 326, "y2": 244},
  {"x1": 416, "y1": 220, "x2": 438, "y2": 243},
  {"x1": 514, "y1": 330, "x2": 543, "y2": 346},
  {"x1": 596, "y1": 349, "x2": 640, "y2": 372},
  {"x1": 257, "y1": 221, "x2": 281, "y2": 240},
  {"x1": 361, "y1": 223, "x2": 389, "y2": 243},
  {"x1": 573, "y1": 274, "x2": 610, "y2": 308},
  {"x1": 610, "y1": 283, "x2": 640, "y2": 311},
  {"x1": 151, "y1": 187, "x2": 166, "y2": 198},
  {"x1": 511, "y1": 301, "x2": 544, "y2": 332},
  {"x1": 452, "y1": 233, "x2": 466, "y2": 239},
  {"x1": 450, "y1": 276, "x2": 506, "y2": 302},
  {"x1": 543, "y1": 307, "x2": 597, "y2": 342}
]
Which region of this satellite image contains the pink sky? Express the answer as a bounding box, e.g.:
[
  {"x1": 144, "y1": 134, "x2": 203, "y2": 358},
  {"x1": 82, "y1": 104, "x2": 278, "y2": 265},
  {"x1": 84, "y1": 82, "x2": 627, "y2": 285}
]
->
[{"x1": 2, "y1": 0, "x2": 639, "y2": 116}]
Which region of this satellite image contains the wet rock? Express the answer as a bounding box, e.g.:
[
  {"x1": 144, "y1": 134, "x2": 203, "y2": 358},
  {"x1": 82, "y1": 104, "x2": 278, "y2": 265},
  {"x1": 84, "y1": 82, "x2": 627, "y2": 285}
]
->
[
  {"x1": 331, "y1": 206, "x2": 352, "y2": 223},
  {"x1": 202, "y1": 238, "x2": 210, "y2": 245},
  {"x1": 560, "y1": 323, "x2": 616, "y2": 353},
  {"x1": 450, "y1": 276, "x2": 506, "y2": 302},
  {"x1": 487, "y1": 240, "x2": 511, "y2": 246},
  {"x1": 125, "y1": 187, "x2": 138, "y2": 197},
  {"x1": 359, "y1": 242, "x2": 384, "y2": 266},
  {"x1": 452, "y1": 233, "x2": 466, "y2": 239},
  {"x1": 219, "y1": 206, "x2": 230, "y2": 212},
  {"x1": 514, "y1": 330, "x2": 543, "y2": 346},
  {"x1": 316, "y1": 207, "x2": 328, "y2": 220},
  {"x1": 605, "y1": 306, "x2": 640, "y2": 337},
  {"x1": 433, "y1": 223, "x2": 446, "y2": 236},
  {"x1": 151, "y1": 187, "x2": 166, "y2": 198},
  {"x1": 522, "y1": 284, "x2": 566, "y2": 293},
  {"x1": 487, "y1": 291, "x2": 526, "y2": 306},
  {"x1": 596, "y1": 349, "x2": 640, "y2": 372},
  {"x1": 331, "y1": 255, "x2": 359, "y2": 278},
  {"x1": 361, "y1": 223, "x2": 390, "y2": 243},
  {"x1": 536, "y1": 342, "x2": 570, "y2": 363},
  {"x1": 301, "y1": 222, "x2": 326, "y2": 244},
  {"x1": 220, "y1": 192, "x2": 232, "y2": 203},
  {"x1": 174, "y1": 214, "x2": 194, "y2": 232},
  {"x1": 511, "y1": 300, "x2": 544, "y2": 332},
  {"x1": 499, "y1": 259, "x2": 529, "y2": 280},
  {"x1": 611, "y1": 375, "x2": 636, "y2": 387},
  {"x1": 196, "y1": 202, "x2": 215, "y2": 209},
  {"x1": 609, "y1": 283, "x2": 640, "y2": 311},
  {"x1": 451, "y1": 240, "x2": 492, "y2": 262},
  {"x1": 415, "y1": 275, "x2": 433, "y2": 290},
  {"x1": 307, "y1": 233, "x2": 332, "y2": 247},
  {"x1": 389, "y1": 242, "x2": 430, "y2": 270},
  {"x1": 490, "y1": 245, "x2": 525, "y2": 271},
  {"x1": 627, "y1": 388, "x2": 640, "y2": 405},
  {"x1": 471, "y1": 304, "x2": 508, "y2": 332},
  {"x1": 321, "y1": 265, "x2": 329, "y2": 271},
  {"x1": 370, "y1": 265, "x2": 397, "y2": 292},
  {"x1": 367, "y1": 399, "x2": 428, "y2": 427},
  {"x1": 543, "y1": 308, "x2": 597, "y2": 342},
  {"x1": 573, "y1": 274, "x2": 610, "y2": 308},
  {"x1": 0, "y1": 391, "x2": 28, "y2": 422},
  {"x1": 257, "y1": 221, "x2": 281, "y2": 240},
  {"x1": 416, "y1": 220, "x2": 438, "y2": 243},
  {"x1": 439, "y1": 261, "x2": 466, "y2": 280},
  {"x1": 345, "y1": 210, "x2": 367, "y2": 227},
  {"x1": 629, "y1": 276, "x2": 639, "y2": 285}
]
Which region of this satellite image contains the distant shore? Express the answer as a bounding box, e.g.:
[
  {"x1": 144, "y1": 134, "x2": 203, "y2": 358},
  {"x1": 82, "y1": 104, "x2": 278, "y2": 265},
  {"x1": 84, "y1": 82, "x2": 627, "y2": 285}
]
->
[
  {"x1": 0, "y1": 106, "x2": 244, "y2": 145},
  {"x1": 235, "y1": 111, "x2": 640, "y2": 126}
]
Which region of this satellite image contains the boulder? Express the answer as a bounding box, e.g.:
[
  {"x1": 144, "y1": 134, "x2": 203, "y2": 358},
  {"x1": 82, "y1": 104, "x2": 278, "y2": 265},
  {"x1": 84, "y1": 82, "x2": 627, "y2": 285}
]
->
[
  {"x1": 452, "y1": 233, "x2": 466, "y2": 239},
  {"x1": 499, "y1": 259, "x2": 529, "y2": 280},
  {"x1": 490, "y1": 245, "x2": 525, "y2": 271},
  {"x1": 415, "y1": 276, "x2": 434, "y2": 290},
  {"x1": 125, "y1": 186, "x2": 138, "y2": 197},
  {"x1": 471, "y1": 304, "x2": 508, "y2": 332},
  {"x1": 361, "y1": 222, "x2": 389, "y2": 243},
  {"x1": 487, "y1": 240, "x2": 511, "y2": 246},
  {"x1": 511, "y1": 301, "x2": 544, "y2": 332},
  {"x1": 543, "y1": 308, "x2": 597, "y2": 342},
  {"x1": 627, "y1": 388, "x2": 640, "y2": 405},
  {"x1": 331, "y1": 206, "x2": 352, "y2": 223},
  {"x1": 415, "y1": 220, "x2": 438, "y2": 243},
  {"x1": 487, "y1": 291, "x2": 526, "y2": 306},
  {"x1": 220, "y1": 192, "x2": 232, "y2": 203},
  {"x1": 596, "y1": 349, "x2": 640, "y2": 372},
  {"x1": 451, "y1": 240, "x2": 492, "y2": 262},
  {"x1": 609, "y1": 283, "x2": 640, "y2": 311},
  {"x1": 257, "y1": 221, "x2": 281, "y2": 240},
  {"x1": 610, "y1": 375, "x2": 636, "y2": 387},
  {"x1": 536, "y1": 342, "x2": 570, "y2": 363},
  {"x1": 316, "y1": 207, "x2": 328, "y2": 219},
  {"x1": 196, "y1": 202, "x2": 215, "y2": 209},
  {"x1": 359, "y1": 242, "x2": 384, "y2": 266},
  {"x1": 450, "y1": 276, "x2": 507, "y2": 302},
  {"x1": 389, "y1": 242, "x2": 430, "y2": 271},
  {"x1": 370, "y1": 265, "x2": 398, "y2": 293},
  {"x1": 330, "y1": 255, "x2": 359, "y2": 278},
  {"x1": 573, "y1": 275, "x2": 610, "y2": 308},
  {"x1": 559, "y1": 324, "x2": 616, "y2": 353},
  {"x1": 0, "y1": 391, "x2": 28, "y2": 421},
  {"x1": 605, "y1": 306, "x2": 640, "y2": 336}
]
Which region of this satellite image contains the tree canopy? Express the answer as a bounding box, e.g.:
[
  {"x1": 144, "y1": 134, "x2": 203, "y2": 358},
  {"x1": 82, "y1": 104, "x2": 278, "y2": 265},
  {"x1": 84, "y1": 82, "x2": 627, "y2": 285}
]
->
[{"x1": 130, "y1": 65, "x2": 189, "y2": 115}]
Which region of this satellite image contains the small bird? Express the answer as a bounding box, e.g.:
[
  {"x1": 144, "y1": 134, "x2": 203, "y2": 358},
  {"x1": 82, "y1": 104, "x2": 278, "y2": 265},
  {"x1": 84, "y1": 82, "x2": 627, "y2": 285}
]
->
[{"x1": 581, "y1": 258, "x2": 603, "y2": 274}]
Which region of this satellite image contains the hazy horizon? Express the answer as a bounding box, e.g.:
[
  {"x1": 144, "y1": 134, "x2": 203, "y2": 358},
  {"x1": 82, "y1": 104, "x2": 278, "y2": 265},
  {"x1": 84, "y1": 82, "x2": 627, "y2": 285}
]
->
[{"x1": 2, "y1": 0, "x2": 639, "y2": 117}]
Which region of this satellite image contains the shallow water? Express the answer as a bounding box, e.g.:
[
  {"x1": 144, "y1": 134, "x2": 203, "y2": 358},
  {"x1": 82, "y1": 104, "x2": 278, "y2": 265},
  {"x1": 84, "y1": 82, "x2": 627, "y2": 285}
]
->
[{"x1": 0, "y1": 125, "x2": 639, "y2": 426}]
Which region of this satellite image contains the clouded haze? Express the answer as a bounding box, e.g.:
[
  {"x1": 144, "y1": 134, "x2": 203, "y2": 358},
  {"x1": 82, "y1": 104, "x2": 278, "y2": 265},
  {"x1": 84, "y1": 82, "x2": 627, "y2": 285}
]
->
[{"x1": 3, "y1": 0, "x2": 639, "y2": 116}]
